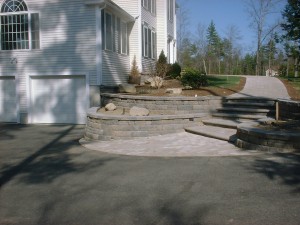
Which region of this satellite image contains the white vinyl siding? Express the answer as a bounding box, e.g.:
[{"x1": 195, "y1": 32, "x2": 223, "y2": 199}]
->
[
  {"x1": 156, "y1": 0, "x2": 176, "y2": 64},
  {"x1": 0, "y1": 0, "x2": 97, "y2": 119},
  {"x1": 111, "y1": 0, "x2": 141, "y2": 71},
  {"x1": 102, "y1": 52, "x2": 130, "y2": 86}
]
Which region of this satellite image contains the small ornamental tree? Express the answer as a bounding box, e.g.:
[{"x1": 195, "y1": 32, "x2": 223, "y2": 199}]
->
[
  {"x1": 156, "y1": 50, "x2": 168, "y2": 79},
  {"x1": 129, "y1": 55, "x2": 140, "y2": 84}
]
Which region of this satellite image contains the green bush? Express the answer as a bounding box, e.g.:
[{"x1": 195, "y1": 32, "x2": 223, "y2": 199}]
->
[
  {"x1": 181, "y1": 68, "x2": 208, "y2": 89},
  {"x1": 167, "y1": 62, "x2": 182, "y2": 79},
  {"x1": 156, "y1": 50, "x2": 168, "y2": 78}
]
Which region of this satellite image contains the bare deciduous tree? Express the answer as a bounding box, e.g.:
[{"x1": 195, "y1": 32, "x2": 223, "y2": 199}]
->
[{"x1": 245, "y1": 0, "x2": 282, "y2": 75}]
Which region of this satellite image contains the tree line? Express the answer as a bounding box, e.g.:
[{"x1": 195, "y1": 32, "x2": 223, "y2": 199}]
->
[{"x1": 176, "y1": 0, "x2": 300, "y2": 77}]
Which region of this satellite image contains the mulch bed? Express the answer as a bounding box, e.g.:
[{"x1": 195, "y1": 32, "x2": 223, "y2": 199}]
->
[{"x1": 135, "y1": 77, "x2": 246, "y2": 97}]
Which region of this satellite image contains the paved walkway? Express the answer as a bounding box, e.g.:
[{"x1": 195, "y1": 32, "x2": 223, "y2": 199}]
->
[
  {"x1": 230, "y1": 76, "x2": 290, "y2": 99},
  {"x1": 81, "y1": 76, "x2": 290, "y2": 157}
]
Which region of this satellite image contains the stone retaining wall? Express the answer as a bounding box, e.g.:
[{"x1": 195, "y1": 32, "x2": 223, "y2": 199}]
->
[
  {"x1": 85, "y1": 107, "x2": 208, "y2": 141},
  {"x1": 101, "y1": 93, "x2": 224, "y2": 115},
  {"x1": 236, "y1": 121, "x2": 300, "y2": 152},
  {"x1": 278, "y1": 99, "x2": 300, "y2": 120}
]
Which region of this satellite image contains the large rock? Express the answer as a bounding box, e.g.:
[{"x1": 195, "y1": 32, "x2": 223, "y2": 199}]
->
[
  {"x1": 119, "y1": 84, "x2": 136, "y2": 93},
  {"x1": 146, "y1": 76, "x2": 164, "y2": 88},
  {"x1": 97, "y1": 107, "x2": 124, "y2": 115},
  {"x1": 165, "y1": 88, "x2": 182, "y2": 94},
  {"x1": 105, "y1": 103, "x2": 117, "y2": 111},
  {"x1": 129, "y1": 106, "x2": 150, "y2": 116}
]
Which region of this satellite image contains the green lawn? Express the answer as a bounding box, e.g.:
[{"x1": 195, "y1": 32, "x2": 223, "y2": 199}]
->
[{"x1": 207, "y1": 75, "x2": 241, "y2": 88}]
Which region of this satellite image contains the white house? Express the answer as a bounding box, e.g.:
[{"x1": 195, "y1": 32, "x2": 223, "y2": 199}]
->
[
  {"x1": 266, "y1": 68, "x2": 278, "y2": 77},
  {"x1": 0, "y1": 0, "x2": 177, "y2": 124}
]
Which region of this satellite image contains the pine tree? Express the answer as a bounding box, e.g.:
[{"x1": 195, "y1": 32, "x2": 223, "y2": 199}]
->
[{"x1": 206, "y1": 21, "x2": 223, "y2": 74}]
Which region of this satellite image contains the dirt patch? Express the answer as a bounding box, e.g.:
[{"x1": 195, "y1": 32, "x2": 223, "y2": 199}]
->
[
  {"x1": 135, "y1": 77, "x2": 246, "y2": 97},
  {"x1": 279, "y1": 78, "x2": 300, "y2": 101}
]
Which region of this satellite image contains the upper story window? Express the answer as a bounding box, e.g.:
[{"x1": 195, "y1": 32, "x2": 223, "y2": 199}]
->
[
  {"x1": 142, "y1": 0, "x2": 156, "y2": 15},
  {"x1": 142, "y1": 23, "x2": 156, "y2": 59},
  {"x1": 167, "y1": 0, "x2": 174, "y2": 22},
  {"x1": 102, "y1": 10, "x2": 128, "y2": 55},
  {"x1": 0, "y1": 0, "x2": 40, "y2": 50}
]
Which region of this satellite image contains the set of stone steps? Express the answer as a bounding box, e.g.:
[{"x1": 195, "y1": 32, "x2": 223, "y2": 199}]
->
[{"x1": 185, "y1": 97, "x2": 276, "y2": 143}]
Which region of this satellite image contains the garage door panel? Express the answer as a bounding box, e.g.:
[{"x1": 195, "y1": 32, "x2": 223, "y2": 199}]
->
[
  {"x1": 0, "y1": 77, "x2": 17, "y2": 123},
  {"x1": 30, "y1": 76, "x2": 87, "y2": 124}
]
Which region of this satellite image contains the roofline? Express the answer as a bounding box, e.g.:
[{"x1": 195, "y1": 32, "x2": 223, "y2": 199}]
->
[{"x1": 84, "y1": 0, "x2": 135, "y2": 22}]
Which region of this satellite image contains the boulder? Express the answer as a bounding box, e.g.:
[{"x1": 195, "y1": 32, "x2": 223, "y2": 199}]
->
[
  {"x1": 118, "y1": 84, "x2": 136, "y2": 93},
  {"x1": 105, "y1": 103, "x2": 117, "y2": 111},
  {"x1": 165, "y1": 88, "x2": 182, "y2": 94},
  {"x1": 97, "y1": 107, "x2": 124, "y2": 115},
  {"x1": 146, "y1": 76, "x2": 164, "y2": 88},
  {"x1": 129, "y1": 106, "x2": 150, "y2": 116}
]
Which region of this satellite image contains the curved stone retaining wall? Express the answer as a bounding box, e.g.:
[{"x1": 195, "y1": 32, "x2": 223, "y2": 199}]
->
[
  {"x1": 278, "y1": 99, "x2": 300, "y2": 120},
  {"x1": 236, "y1": 121, "x2": 300, "y2": 153},
  {"x1": 101, "y1": 93, "x2": 224, "y2": 114},
  {"x1": 85, "y1": 107, "x2": 208, "y2": 141}
]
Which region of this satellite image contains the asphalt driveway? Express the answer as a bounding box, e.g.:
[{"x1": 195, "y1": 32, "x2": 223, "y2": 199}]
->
[{"x1": 1, "y1": 124, "x2": 300, "y2": 225}]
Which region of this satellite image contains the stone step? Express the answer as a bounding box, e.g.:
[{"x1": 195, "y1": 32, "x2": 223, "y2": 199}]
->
[
  {"x1": 202, "y1": 118, "x2": 242, "y2": 129},
  {"x1": 223, "y1": 102, "x2": 275, "y2": 108},
  {"x1": 217, "y1": 107, "x2": 272, "y2": 114},
  {"x1": 225, "y1": 97, "x2": 275, "y2": 102},
  {"x1": 212, "y1": 113, "x2": 267, "y2": 120},
  {"x1": 185, "y1": 125, "x2": 237, "y2": 143}
]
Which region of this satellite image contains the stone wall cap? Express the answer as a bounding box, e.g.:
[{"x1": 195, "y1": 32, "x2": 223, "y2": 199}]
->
[
  {"x1": 87, "y1": 107, "x2": 208, "y2": 121},
  {"x1": 101, "y1": 93, "x2": 223, "y2": 101}
]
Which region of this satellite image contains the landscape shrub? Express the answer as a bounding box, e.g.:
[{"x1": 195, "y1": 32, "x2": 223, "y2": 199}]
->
[
  {"x1": 128, "y1": 55, "x2": 141, "y2": 84},
  {"x1": 181, "y1": 68, "x2": 208, "y2": 89},
  {"x1": 167, "y1": 62, "x2": 182, "y2": 79},
  {"x1": 156, "y1": 50, "x2": 168, "y2": 78}
]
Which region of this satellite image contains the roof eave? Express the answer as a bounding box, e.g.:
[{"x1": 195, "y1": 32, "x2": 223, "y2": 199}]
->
[{"x1": 84, "y1": 0, "x2": 135, "y2": 22}]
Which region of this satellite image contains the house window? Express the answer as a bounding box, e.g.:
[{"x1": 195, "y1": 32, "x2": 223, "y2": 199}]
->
[
  {"x1": 0, "y1": 0, "x2": 40, "y2": 50},
  {"x1": 104, "y1": 12, "x2": 113, "y2": 51},
  {"x1": 167, "y1": 0, "x2": 174, "y2": 22},
  {"x1": 121, "y1": 21, "x2": 127, "y2": 54},
  {"x1": 142, "y1": 23, "x2": 156, "y2": 59},
  {"x1": 149, "y1": 0, "x2": 156, "y2": 15},
  {"x1": 142, "y1": 0, "x2": 148, "y2": 10},
  {"x1": 102, "y1": 10, "x2": 128, "y2": 55},
  {"x1": 151, "y1": 31, "x2": 156, "y2": 59},
  {"x1": 142, "y1": 0, "x2": 156, "y2": 15}
]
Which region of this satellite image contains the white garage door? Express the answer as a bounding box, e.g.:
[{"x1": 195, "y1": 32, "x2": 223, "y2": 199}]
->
[
  {"x1": 30, "y1": 76, "x2": 87, "y2": 124},
  {"x1": 0, "y1": 76, "x2": 18, "y2": 123}
]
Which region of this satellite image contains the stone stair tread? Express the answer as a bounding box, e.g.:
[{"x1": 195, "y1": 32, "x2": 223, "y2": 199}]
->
[
  {"x1": 185, "y1": 125, "x2": 237, "y2": 143},
  {"x1": 212, "y1": 113, "x2": 267, "y2": 120},
  {"x1": 223, "y1": 102, "x2": 275, "y2": 107},
  {"x1": 202, "y1": 118, "x2": 242, "y2": 129},
  {"x1": 217, "y1": 107, "x2": 271, "y2": 113},
  {"x1": 225, "y1": 96, "x2": 275, "y2": 101}
]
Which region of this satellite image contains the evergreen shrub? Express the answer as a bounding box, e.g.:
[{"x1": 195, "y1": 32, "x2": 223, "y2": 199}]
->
[{"x1": 181, "y1": 68, "x2": 208, "y2": 89}]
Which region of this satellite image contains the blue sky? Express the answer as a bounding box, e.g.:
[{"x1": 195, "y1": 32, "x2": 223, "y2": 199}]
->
[{"x1": 177, "y1": 0, "x2": 287, "y2": 53}]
